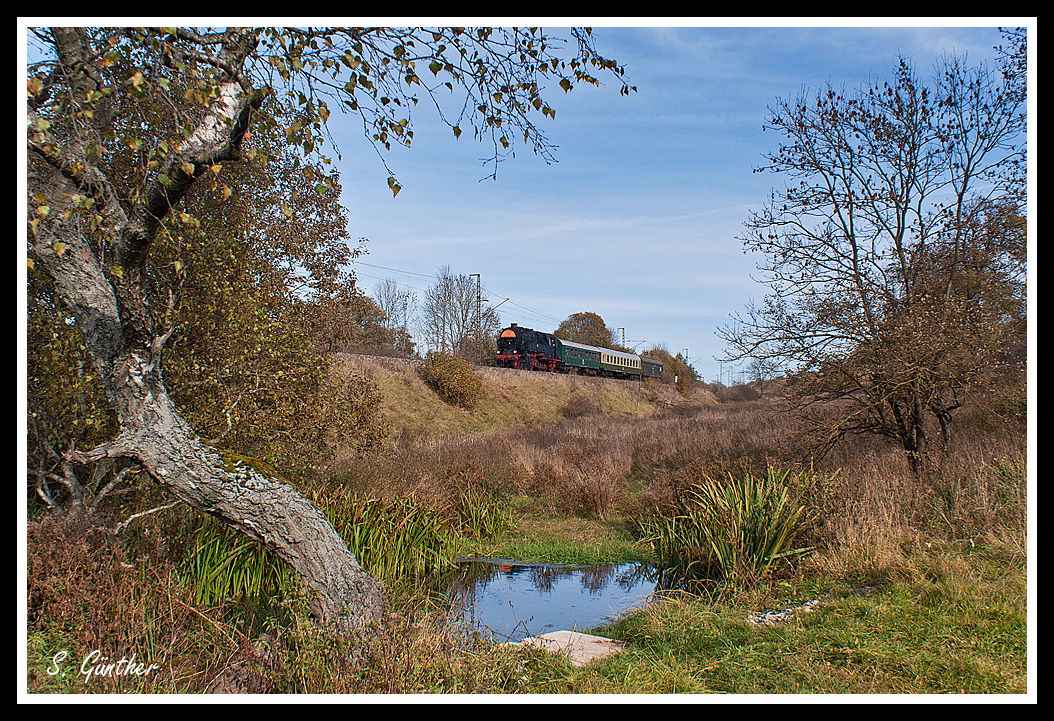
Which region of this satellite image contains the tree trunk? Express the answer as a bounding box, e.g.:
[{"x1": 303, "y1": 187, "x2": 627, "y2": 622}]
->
[
  {"x1": 31, "y1": 225, "x2": 384, "y2": 632},
  {"x1": 103, "y1": 352, "x2": 385, "y2": 633}
]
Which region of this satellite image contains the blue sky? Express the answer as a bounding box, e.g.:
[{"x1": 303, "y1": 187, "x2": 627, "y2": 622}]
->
[
  {"x1": 327, "y1": 21, "x2": 1028, "y2": 383},
  {"x1": 20, "y1": 20, "x2": 1031, "y2": 384}
]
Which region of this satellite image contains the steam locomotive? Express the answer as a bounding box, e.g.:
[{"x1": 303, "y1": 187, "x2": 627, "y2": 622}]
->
[{"x1": 495, "y1": 323, "x2": 663, "y2": 381}]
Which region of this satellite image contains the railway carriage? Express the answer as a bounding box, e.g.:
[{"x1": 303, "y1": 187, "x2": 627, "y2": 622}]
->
[
  {"x1": 556, "y1": 338, "x2": 602, "y2": 373},
  {"x1": 495, "y1": 324, "x2": 662, "y2": 382},
  {"x1": 641, "y1": 357, "x2": 664, "y2": 380},
  {"x1": 598, "y1": 347, "x2": 642, "y2": 378}
]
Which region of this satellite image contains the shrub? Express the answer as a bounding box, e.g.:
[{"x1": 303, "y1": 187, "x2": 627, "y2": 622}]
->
[
  {"x1": 418, "y1": 352, "x2": 484, "y2": 410},
  {"x1": 560, "y1": 393, "x2": 600, "y2": 418}
]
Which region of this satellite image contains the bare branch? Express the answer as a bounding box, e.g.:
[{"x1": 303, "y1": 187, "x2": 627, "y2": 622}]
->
[{"x1": 113, "y1": 499, "x2": 180, "y2": 534}]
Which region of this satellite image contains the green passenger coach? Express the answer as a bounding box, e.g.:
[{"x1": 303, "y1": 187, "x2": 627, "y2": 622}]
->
[
  {"x1": 641, "y1": 357, "x2": 663, "y2": 380},
  {"x1": 556, "y1": 339, "x2": 602, "y2": 373}
]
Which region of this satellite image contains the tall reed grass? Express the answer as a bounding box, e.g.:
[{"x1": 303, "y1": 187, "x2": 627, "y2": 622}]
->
[
  {"x1": 316, "y1": 490, "x2": 460, "y2": 593},
  {"x1": 185, "y1": 516, "x2": 300, "y2": 606},
  {"x1": 640, "y1": 467, "x2": 818, "y2": 585},
  {"x1": 182, "y1": 491, "x2": 463, "y2": 608}
]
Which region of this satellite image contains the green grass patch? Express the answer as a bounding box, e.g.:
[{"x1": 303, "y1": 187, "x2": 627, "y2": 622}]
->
[
  {"x1": 639, "y1": 466, "x2": 819, "y2": 585},
  {"x1": 459, "y1": 501, "x2": 653, "y2": 565},
  {"x1": 521, "y1": 541, "x2": 1028, "y2": 694},
  {"x1": 182, "y1": 491, "x2": 463, "y2": 609}
]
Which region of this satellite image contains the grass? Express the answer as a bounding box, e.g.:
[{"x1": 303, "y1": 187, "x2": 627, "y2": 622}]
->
[
  {"x1": 331, "y1": 353, "x2": 693, "y2": 438},
  {"x1": 184, "y1": 516, "x2": 300, "y2": 606},
  {"x1": 639, "y1": 466, "x2": 820, "y2": 585},
  {"x1": 458, "y1": 501, "x2": 652, "y2": 565},
  {"x1": 24, "y1": 358, "x2": 1029, "y2": 695},
  {"x1": 568, "y1": 538, "x2": 1027, "y2": 694}
]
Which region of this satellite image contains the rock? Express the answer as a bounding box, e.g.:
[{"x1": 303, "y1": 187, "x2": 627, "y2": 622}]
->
[{"x1": 507, "y1": 630, "x2": 627, "y2": 667}]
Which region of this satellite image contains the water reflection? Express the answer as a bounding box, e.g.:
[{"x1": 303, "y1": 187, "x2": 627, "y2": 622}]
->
[{"x1": 447, "y1": 559, "x2": 662, "y2": 642}]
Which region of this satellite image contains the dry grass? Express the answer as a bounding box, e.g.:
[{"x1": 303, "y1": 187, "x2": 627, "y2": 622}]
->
[
  {"x1": 330, "y1": 360, "x2": 1026, "y2": 575},
  {"x1": 25, "y1": 354, "x2": 1027, "y2": 694},
  {"x1": 330, "y1": 353, "x2": 705, "y2": 439}
]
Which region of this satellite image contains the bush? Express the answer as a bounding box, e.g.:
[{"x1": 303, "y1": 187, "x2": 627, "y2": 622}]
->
[
  {"x1": 560, "y1": 393, "x2": 600, "y2": 418},
  {"x1": 418, "y1": 352, "x2": 484, "y2": 410}
]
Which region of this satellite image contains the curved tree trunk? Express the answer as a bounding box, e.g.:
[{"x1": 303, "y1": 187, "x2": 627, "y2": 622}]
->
[
  {"x1": 94, "y1": 350, "x2": 384, "y2": 633},
  {"x1": 27, "y1": 26, "x2": 383, "y2": 635},
  {"x1": 29, "y1": 201, "x2": 384, "y2": 631}
]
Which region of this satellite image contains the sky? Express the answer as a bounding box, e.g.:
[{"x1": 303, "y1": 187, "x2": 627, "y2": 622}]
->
[
  {"x1": 20, "y1": 19, "x2": 1033, "y2": 384},
  {"x1": 322, "y1": 20, "x2": 1031, "y2": 383}
]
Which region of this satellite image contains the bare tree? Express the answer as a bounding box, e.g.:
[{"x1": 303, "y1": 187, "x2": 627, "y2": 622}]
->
[
  {"x1": 418, "y1": 266, "x2": 500, "y2": 360},
  {"x1": 748, "y1": 356, "x2": 781, "y2": 400},
  {"x1": 720, "y1": 38, "x2": 1025, "y2": 473},
  {"x1": 373, "y1": 277, "x2": 418, "y2": 357},
  {"x1": 26, "y1": 26, "x2": 630, "y2": 631}
]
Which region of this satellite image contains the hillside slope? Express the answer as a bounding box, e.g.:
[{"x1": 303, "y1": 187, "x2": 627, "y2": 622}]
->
[{"x1": 331, "y1": 353, "x2": 714, "y2": 439}]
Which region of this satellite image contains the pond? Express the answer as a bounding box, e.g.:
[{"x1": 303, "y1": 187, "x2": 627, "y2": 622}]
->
[{"x1": 446, "y1": 559, "x2": 666, "y2": 642}]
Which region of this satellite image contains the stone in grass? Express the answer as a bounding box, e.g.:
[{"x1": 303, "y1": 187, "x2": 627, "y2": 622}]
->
[{"x1": 509, "y1": 630, "x2": 627, "y2": 667}]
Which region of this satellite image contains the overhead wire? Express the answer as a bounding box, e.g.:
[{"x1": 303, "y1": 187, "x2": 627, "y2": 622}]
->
[{"x1": 350, "y1": 257, "x2": 566, "y2": 330}]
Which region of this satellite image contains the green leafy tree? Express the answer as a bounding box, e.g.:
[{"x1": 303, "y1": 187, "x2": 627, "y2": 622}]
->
[
  {"x1": 25, "y1": 25, "x2": 630, "y2": 631},
  {"x1": 642, "y1": 345, "x2": 698, "y2": 395},
  {"x1": 554, "y1": 311, "x2": 622, "y2": 350}
]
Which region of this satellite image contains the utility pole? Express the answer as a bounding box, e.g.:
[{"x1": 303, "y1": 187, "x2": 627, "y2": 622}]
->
[
  {"x1": 470, "y1": 273, "x2": 480, "y2": 363},
  {"x1": 618, "y1": 328, "x2": 624, "y2": 347}
]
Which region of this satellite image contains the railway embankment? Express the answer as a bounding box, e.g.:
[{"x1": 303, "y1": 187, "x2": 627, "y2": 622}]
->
[{"x1": 331, "y1": 352, "x2": 715, "y2": 439}]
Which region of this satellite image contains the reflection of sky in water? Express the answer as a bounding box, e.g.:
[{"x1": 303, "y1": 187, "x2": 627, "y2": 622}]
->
[{"x1": 450, "y1": 561, "x2": 657, "y2": 642}]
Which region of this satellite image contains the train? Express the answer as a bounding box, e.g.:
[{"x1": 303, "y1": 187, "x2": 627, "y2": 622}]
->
[{"x1": 495, "y1": 323, "x2": 663, "y2": 381}]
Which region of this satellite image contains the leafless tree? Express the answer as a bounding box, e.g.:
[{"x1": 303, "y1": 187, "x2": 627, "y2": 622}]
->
[
  {"x1": 373, "y1": 278, "x2": 418, "y2": 357},
  {"x1": 419, "y1": 266, "x2": 500, "y2": 361},
  {"x1": 720, "y1": 37, "x2": 1026, "y2": 473}
]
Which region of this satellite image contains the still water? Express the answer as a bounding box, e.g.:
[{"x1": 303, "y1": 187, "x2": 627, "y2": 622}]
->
[{"x1": 447, "y1": 559, "x2": 661, "y2": 642}]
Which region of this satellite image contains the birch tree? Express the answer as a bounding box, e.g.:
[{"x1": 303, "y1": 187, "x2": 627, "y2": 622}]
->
[{"x1": 25, "y1": 25, "x2": 630, "y2": 632}]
